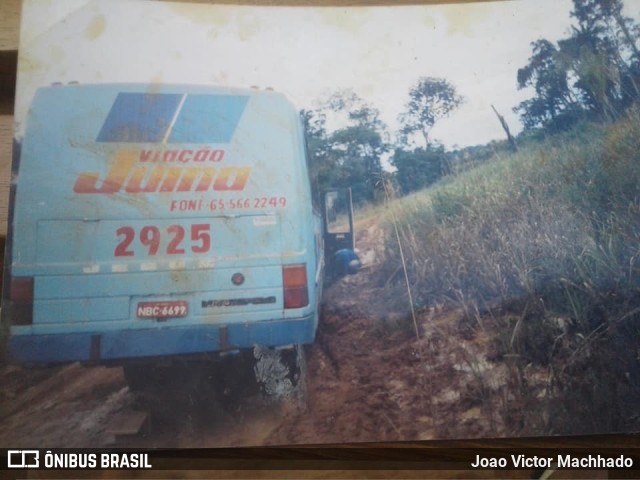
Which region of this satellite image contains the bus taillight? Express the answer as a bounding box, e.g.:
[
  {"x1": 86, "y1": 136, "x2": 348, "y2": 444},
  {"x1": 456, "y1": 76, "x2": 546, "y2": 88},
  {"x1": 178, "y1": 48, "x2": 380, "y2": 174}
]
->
[{"x1": 282, "y1": 264, "x2": 309, "y2": 309}]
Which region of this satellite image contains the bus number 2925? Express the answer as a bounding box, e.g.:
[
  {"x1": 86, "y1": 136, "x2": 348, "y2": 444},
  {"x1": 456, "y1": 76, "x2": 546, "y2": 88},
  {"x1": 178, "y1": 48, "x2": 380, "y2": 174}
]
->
[{"x1": 115, "y1": 224, "x2": 211, "y2": 257}]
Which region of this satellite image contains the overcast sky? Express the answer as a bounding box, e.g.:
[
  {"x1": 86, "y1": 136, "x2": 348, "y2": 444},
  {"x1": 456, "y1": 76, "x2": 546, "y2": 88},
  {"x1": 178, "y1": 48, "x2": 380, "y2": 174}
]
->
[{"x1": 16, "y1": 0, "x2": 640, "y2": 148}]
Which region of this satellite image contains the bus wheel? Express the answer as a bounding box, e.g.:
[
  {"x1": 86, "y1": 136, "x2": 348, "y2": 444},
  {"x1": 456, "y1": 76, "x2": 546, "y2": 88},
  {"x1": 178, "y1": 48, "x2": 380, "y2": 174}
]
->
[{"x1": 253, "y1": 344, "x2": 307, "y2": 407}]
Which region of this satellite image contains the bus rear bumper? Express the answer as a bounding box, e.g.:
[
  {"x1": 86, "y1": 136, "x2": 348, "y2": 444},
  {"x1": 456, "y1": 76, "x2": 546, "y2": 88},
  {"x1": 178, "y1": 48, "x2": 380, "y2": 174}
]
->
[{"x1": 8, "y1": 315, "x2": 317, "y2": 366}]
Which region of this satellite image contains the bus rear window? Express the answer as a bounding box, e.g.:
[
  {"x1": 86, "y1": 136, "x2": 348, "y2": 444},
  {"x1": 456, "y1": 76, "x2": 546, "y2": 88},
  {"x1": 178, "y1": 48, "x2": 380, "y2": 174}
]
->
[
  {"x1": 96, "y1": 92, "x2": 182, "y2": 143},
  {"x1": 170, "y1": 94, "x2": 248, "y2": 144},
  {"x1": 96, "y1": 92, "x2": 249, "y2": 144}
]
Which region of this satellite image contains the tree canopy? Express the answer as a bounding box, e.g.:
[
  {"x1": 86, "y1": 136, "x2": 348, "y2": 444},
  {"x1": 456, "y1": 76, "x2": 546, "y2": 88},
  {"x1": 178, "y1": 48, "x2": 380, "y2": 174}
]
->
[
  {"x1": 302, "y1": 90, "x2": 389, "y2": 205},
  {"x1": 399, "y1": 77, "x2": 464, "y2": 148},
  {"x1": 516, "y1": 0, "x2": 640, "y2": 131}
]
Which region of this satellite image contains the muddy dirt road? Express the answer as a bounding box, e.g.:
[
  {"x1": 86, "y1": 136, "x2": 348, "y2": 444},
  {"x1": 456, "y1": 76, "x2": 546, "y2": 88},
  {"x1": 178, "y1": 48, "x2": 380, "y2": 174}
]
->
[{"x1": 0, "y1": 221, "x2": 529, "y2": 448}]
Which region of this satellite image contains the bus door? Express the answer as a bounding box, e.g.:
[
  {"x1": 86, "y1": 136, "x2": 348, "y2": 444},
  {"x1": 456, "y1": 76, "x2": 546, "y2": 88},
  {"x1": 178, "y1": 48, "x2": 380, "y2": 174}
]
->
[{"x1": 322, "y1": 188, "x2": 357, "y2": 278}]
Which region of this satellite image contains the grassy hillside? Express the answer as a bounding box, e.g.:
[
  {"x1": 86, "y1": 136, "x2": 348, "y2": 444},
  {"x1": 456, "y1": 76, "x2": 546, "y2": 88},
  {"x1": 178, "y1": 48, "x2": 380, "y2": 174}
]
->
[{"x1": 376, "y1": 107, "x2": 640, "y2": 434}]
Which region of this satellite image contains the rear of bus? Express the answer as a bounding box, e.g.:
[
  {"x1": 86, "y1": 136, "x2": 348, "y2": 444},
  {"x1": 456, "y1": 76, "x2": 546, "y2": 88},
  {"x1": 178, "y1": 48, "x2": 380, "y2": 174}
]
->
[{"x1": 3, "y1": 84, "x2": 323, "y2": 366}]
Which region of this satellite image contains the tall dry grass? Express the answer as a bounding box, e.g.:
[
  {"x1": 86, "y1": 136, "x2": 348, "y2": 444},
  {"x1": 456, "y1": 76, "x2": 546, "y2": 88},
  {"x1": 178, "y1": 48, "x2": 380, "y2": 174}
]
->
[{"x1": 379, "y1": 108, "x2": 640, "y2": 435}]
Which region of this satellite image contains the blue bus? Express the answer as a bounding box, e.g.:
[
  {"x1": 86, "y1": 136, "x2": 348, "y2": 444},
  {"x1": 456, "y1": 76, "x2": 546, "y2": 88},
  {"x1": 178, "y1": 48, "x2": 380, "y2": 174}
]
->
[{"x1": 2, "y1": 84, "x2": 356, "y2": 397}]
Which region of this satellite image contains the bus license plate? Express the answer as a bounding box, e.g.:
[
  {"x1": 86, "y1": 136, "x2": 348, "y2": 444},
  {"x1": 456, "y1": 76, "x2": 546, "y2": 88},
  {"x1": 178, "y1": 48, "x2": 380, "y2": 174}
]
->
[{"x1": 137, "y1": 301, "x2": 188, "y2": 318}]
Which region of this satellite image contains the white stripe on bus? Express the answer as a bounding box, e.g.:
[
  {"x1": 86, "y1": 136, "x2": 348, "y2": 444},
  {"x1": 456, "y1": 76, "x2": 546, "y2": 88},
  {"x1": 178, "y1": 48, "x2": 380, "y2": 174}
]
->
[
  {"x1": 253, "y1": 216, "x2": 278, "y2": 226},
  {"x1": 198, "y1": 259, "x2": 216, "y2": 269},
  {"x1": 162, "y1": 93, "x2": 187, "y2": 144}
]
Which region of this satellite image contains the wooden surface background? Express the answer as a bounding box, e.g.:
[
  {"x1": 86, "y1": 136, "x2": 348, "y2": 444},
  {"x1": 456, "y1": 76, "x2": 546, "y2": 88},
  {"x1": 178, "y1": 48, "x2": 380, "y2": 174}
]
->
[
  {"x1": 0, "y1": 0, "x2": 19, "y2": 237},
  {"x1": 1, "y1": 1, "x2": 638, "y2": 478}
]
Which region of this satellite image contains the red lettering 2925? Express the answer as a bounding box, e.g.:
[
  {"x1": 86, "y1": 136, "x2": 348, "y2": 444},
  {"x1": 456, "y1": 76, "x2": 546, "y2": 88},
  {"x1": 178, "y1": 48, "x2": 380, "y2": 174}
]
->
[{"x1": 115, "y1": 224, "x2": 211, "y2": 257}]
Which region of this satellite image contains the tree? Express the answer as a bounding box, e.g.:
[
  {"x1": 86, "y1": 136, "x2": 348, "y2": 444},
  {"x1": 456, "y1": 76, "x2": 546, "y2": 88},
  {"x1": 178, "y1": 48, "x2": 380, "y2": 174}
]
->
[
  {"x1": 324, "y1": 90, "x2": 389, "y2": 204},
  {"x1": 515, "y1": 0, "x2": 640, "y2": 131},
  {"x1": 561, "y1": 0, "x2": 627, "y2": 120},
  {"x1": 391, "y1": 144, "x2": 447, "y2": 195},
  {"x1": 301, "y1": 108, "x2": 334, "y2": 204},
  {"x1": 399, "y1": 77, "x2": 464, "y2": 148},
  {"x1": 572, "y1": 0, "x2": 640, "y2": 63},
  {"x1": 515, "y1": 39, "x2": 583, "y2": 130},
  {"x1": 301, "y1": 90, "x2": 390, "y2": 205},
  {"x1": 573, "y1": 0, "x2": 640, "y2": 106},
  {"x1": 491, "y1": 104, "x2": 518, "y2": 151}
]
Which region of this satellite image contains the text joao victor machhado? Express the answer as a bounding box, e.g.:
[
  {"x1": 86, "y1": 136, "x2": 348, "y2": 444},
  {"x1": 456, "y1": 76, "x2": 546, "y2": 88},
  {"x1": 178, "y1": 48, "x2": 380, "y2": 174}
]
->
[{"x1": 472, "y1": 454, "x2": 633, "y2": 469}]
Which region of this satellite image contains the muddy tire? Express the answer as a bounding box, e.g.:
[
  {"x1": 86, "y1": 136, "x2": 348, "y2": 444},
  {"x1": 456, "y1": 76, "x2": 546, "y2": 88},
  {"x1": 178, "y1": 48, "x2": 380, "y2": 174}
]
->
[{"x1": 253, "y1": 344, "x2": 307, "y2": 407}]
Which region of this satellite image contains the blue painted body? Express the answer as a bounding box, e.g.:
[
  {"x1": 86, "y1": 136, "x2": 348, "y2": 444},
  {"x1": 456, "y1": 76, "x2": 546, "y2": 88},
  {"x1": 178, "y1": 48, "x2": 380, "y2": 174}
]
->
[{"x1": 6, "y1": 84, "x2": 324, "y2": 365}]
